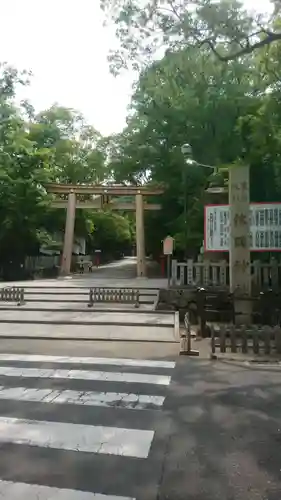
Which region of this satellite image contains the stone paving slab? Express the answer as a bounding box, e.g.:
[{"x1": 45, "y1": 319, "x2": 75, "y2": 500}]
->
[
  {"x1": 0, "y1": 338, "x2": 179, "y2": 359},
  {"x1": 0, "y1": 277, "x2": 167, "y2": 289},
  {"x1": 0, "y1": 309, "x2": 174, "y2": 325},
  {"x1": 0, "y1": 323, "x2": 178, "y2": 342},
  {"x1": 23, "y1": 288, "x2": 158, "y2": 294},
  {"x1": 0, "y1": 302, "x2": 154, "y2": 311}
]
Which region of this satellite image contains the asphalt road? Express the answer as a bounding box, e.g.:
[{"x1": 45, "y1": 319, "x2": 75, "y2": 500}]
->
[
  {"x1": 160, "y1": 357, "x2": 281, "y2": 500},
  {"x1": 0, "y1": 338, "x2": 280, "y2": 499}
]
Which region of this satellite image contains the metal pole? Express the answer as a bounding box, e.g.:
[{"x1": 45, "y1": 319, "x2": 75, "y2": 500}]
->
[
  {"x1": 167, "y1": 254, "x2": 171, "y2": 288},
  {"x1": 60, "y1": 191, "x2": 76, "y2": 276},
  {"x1": 183, "y1": 165, "x2": 188, "y2": 259},
  {"x1": 187, "y1": 319, "x2": 191, "y2": 352},
  {"x1": 180, "y1": 312, "x2": 199, "y2": 356},
  {"x1": 135, "y1": 193, "x2": 146, "y2": 277}
]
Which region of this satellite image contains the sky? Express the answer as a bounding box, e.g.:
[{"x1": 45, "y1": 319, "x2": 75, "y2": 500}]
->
[
  {"x1": 0, "y1": 0, "x2": 271, "y2": 137},
  {"x1": 0, "y1": 0, "x2": 135, "y2": 136}
]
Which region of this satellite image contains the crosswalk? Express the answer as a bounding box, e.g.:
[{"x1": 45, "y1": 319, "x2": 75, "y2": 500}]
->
[{"x1": 0, "y1": 353, "x2": 175, "y2": 499}]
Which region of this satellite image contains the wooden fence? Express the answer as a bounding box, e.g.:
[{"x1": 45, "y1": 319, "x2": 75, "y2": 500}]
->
[
  {"x1": 25, "y1": 255, "x2": 60, "y2": 271},
  {"x1": 211, "y1": 324, "x2": 281, "y2": 356},
  {"x1": 25, "y1": 255, "x2": 93, "y2": 272},
  {"x1": 171, "y1": 259, "x2": 281, "y2": 290}
]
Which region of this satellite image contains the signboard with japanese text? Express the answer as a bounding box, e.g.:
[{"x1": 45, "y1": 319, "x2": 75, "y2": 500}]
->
[{"x1": 204, "y1": 203, "x2": 281, "y2": 252}]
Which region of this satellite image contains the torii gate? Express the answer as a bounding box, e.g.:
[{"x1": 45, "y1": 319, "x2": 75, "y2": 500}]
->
[{"x1": 45, "y1": 183, "x2": 164, "y2": 277}]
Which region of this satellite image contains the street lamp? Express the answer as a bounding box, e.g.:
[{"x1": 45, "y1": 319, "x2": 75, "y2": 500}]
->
[
  {"x1": 181, "y1": 143, "x2": 218, "y2": 172},
  {"x1": 181, "y1": 144, "x2": 226, "y2": 190},
  {"x1": 180, "y1": 143, "x2": 226, "y2": 258},
  {"x1": 181, "y1": 143, "x2": 193, "y2": 158}
]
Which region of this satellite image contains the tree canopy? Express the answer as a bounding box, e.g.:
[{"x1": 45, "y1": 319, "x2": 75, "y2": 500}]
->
[
  {"x1": 104, "y1": 31, "x2": 281, "y2": 256},
  {"x1": 100, "y1": 0, "x2": 279, "y2": 72}
]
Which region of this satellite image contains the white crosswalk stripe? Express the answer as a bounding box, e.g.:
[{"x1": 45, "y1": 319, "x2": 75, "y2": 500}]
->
[
  {"x1": 0, "y1": 354, "x2": 176, "y2": 369},
  {"x1": 0, "y1": 365, "x2": 171, "y2": 385},
  {"x1": 0, "y1": 480, "x2": 134, "y2": 500},
  {"x1": 0, "y1": 385, "x2": 165, "y2": 409},
  {"x1": 0, "y1": 353, "x2": 175, "y2": 499},
  {"x1": 0, "y1": 416, "x2": 154, "y2": 457}
]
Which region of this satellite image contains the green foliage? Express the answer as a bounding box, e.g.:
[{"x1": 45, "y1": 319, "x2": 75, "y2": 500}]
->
[
  {"x1": 30, "y1": 106, "x2": 106, "y2": 184},
  {"x1": 88, "y1": 211, "x2": 133, "y2": 256},
  {"x1": 105, "y1": 48, "x2": 257, "y2": 254},
  {"x1": 100, "y1": 0, "x2": 280, "y2": 73},
  {"x1": 0, "y1": 63, "x2": 133, "y2": 277},
  {"x1": 0, "y1": 65, "x2": 53, "y2": 266},
  {"x1": 105, "y1": 40, "x2": 281, "y2": 256}
]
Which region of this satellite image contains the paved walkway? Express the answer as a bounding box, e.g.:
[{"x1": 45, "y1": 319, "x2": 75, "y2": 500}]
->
[
  {"x1": 0, "y1": 259, "x2": 175, "y2": 342},
  {"x1": 0, "y1": 310, "x2": 179, "y2": 342},
  {"x1": 82, "y1": 256, "x2": 138, "y2": 278},
  {"x1": 0, "y1": 257, "x2": 168, "y2": 289}
]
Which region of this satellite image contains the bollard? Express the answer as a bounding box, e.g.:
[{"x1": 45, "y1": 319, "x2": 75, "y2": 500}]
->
[
  {"x1": 180, "y1": 313, "x2": 199, "y2": 356},
  {"x1": 17, "y1": 288, "x2": 25, "y2": 306},
  {"x1": 196, "y1": 287, "x2": 206, "y2": 338},
  {"x1": 134, "y1": 290, "x2": 140, "y2": 308},
  {"x1": 88, "y1": 288, "x2": 94, "y2": 307}
]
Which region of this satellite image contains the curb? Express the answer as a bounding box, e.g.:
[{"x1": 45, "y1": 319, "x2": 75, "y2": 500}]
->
[
  {"x1": 0, "y1": 334, "x2": 179, "y2": 343},
  {"x1": 18, "y1": 285, "x2": 162, "y2": 290},
  {"x1": 0, "y1": 319, "x2": 175, "y2": 327},
  {"x1": 0, "y1": 307, "x2": 173, "y2": 314}
]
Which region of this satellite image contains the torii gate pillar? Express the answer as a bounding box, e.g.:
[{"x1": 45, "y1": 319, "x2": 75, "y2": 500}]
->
[
  {"x1": 135, "y1": 192, "x2": 146, "y2": 277},
  {"x1": 60, "y1": 191, "x2": 76, "y2": 275}
]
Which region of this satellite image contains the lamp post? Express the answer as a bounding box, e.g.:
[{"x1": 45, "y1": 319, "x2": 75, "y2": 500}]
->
[
  {"x1": 181, "y1": 143, "x2": 221, "y2": 258},
  {"x1": 180, "y1": 144, "x2": 192, "y2": 259}
]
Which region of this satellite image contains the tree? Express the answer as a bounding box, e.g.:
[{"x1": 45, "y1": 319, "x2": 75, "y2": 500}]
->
[
  {"x1": 87, "y1": 211, "x2": 134, "y2": 259},
  {"x1": 236, "y1": 39, "x2": 281, "y2": 203},
  {"x1": 106, "y1": 46, "x2": 264, "y2": 255},
  {"x1": 0, "y1": 64, "x2": 127, "y2": 278},
  {"x1": 30, "y1": 105, "x2": 106, "y2": 184},
  {"x1": 0, "y1": 64, "x2": 54, "y2": 278},
  {"x1": 29, "y1": 105, "x2": 108, "y2": 247},
  {"x1": 100, "y1": 0, "x2": 279, "y2": 72}
]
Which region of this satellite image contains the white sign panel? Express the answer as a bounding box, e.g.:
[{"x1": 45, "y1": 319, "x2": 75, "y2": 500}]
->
[
  {"x1": 204, "y1": 203, "x2": 281, "y2": 251},
  {"x1": 163, "y1": 236, "x2": 174, "y2": 255}
]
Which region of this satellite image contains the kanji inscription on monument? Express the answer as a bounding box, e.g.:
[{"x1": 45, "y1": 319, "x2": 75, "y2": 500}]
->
[{"x1": 229, "y1": 165, "x2": 251, "y2": 297}]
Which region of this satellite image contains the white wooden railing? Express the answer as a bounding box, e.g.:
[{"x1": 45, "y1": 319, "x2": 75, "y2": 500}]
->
[{"x1": 171, "y1": 259, "x2": 281, "y2": 290}]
